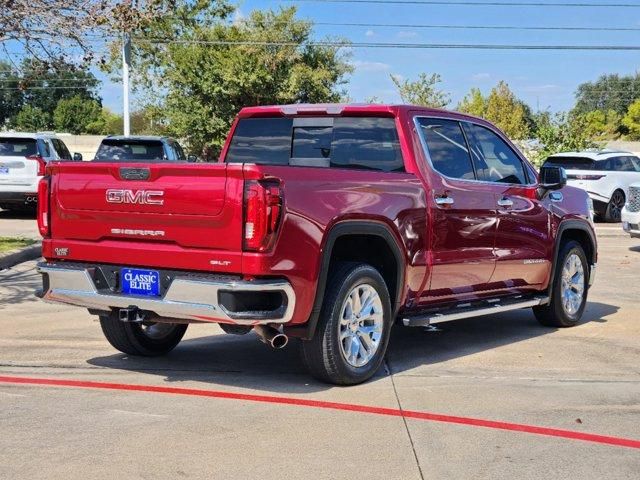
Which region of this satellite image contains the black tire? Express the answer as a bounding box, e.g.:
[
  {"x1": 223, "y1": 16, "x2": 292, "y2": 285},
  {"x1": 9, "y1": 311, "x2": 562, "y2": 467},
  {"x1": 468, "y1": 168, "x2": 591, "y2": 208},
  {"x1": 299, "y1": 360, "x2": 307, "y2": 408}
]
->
[
  {"x1": 99, "y1": 313, "x2": 188, "y2": 356},
  {"x1": 604, "y1": 190, "x2": 625, "y2": 223},
  {"x1": 533, "y1": 240, "x2": 589, "y2": 328},
  {"x1": 301, "y1": 262, "x2": 393, "y2": 385}
]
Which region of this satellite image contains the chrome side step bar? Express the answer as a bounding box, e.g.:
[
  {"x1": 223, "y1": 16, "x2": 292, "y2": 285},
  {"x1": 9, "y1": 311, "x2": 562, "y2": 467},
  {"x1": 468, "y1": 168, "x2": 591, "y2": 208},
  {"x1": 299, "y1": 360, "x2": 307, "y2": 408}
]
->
[{"x1": 402, "y1": 296, "x2": 550, "y2": 327}]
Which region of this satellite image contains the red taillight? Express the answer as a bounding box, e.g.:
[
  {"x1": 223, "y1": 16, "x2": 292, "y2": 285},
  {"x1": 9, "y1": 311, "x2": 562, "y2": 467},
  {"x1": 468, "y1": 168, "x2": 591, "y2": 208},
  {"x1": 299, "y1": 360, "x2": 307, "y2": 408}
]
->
[
  {"x1": 37, "y1": 177, "x2": 50, "y2": 237},
  {"x1": 27, "y1": 155, "x2": 46, "y2": 176},
  {"x1": 243, "y1": 180, "x2": 283, "y2": 252}
]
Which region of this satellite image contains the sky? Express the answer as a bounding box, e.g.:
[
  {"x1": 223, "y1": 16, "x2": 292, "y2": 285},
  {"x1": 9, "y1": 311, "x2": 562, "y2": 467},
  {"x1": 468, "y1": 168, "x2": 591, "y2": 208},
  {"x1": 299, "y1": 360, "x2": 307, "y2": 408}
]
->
[{"x1": 100, "y1": 0, "x2": 640, "y2": 114}]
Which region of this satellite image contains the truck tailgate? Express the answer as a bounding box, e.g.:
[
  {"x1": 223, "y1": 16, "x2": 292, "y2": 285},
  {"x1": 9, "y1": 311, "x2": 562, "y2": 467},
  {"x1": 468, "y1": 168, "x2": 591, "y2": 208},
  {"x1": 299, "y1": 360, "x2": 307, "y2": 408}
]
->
[{"x1": 46, "y1": 162, "x2": 244, "y2": 270}]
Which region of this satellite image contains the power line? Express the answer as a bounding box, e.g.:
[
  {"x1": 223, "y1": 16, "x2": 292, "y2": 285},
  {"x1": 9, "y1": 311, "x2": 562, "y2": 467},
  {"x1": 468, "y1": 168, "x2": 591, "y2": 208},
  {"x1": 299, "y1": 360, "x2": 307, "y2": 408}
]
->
[
  {"x1": 289, "y1": 0, "x2": 640, "y2": 7},
  {"x1": 310, "y1": 21, "x2": 640, "y2": 32},
  {"x1": 0, "y1": 86, "x2": 101, "y2": 91},
  {"x1": 134, "y1": 38, "x2": 640, "y2": 51}
]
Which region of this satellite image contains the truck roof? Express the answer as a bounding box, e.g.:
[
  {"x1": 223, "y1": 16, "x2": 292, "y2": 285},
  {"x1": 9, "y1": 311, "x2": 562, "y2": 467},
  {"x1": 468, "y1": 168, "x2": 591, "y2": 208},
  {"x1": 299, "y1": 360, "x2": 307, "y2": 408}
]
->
[{"x1": 237, "y1": 103, "x2": 483, "y2": 122}]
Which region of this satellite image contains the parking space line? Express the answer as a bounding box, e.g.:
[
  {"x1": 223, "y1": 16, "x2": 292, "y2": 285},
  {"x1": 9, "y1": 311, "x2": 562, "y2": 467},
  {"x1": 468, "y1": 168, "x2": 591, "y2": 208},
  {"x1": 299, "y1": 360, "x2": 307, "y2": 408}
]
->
[{"x1": 1, "y1": 374, "x2": 639, "y2": 450}]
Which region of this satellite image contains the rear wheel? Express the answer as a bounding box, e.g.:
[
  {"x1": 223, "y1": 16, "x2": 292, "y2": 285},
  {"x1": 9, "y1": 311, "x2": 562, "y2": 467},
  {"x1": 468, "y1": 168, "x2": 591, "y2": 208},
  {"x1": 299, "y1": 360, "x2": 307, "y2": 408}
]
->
[
  {"x1": 301, "y1": 262, "x2": 392, "y2": 385},
  {"x1": 604, "y1": 190, "x2": 625, "y2": 222},
  {"x1": 99, "y1": 313, "x2": 188, "y2": 356},
  {"x1": 533, "y1": 240, "x2": 588, "y2": 328}
]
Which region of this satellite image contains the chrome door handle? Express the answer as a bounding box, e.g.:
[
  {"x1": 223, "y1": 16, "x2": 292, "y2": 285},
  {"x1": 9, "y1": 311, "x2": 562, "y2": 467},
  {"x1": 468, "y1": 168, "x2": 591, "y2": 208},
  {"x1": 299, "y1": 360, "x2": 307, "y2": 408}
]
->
[
  {"x1": 435, "y1": 196, "x2": 455, "y2": 206},
  {"x1": 497, "y1": 197, "x2": 514, "y2": 207}
]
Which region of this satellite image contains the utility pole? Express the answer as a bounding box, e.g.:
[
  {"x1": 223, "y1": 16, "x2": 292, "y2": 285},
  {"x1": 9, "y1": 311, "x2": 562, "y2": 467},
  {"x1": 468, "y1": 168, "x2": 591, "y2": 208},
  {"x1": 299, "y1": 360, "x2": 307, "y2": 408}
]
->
[{"x1": 122, "y1": 33, "x2": 131, "y2": 136}]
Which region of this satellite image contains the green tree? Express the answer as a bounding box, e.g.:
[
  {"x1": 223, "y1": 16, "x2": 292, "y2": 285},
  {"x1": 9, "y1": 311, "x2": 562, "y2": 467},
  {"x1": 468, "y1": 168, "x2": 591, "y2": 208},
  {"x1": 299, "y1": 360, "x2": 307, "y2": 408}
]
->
[
  {"x1": 622, "y1": 99, "x2": 640, "y2": 140},
  {"x1": 53, "y1": 96, "x2": 103, "y2": 134},
  {"x1": 484, "y1": 81, "x2": 530, "y2": 140},
  {"x1": 582, "y1": 109, "x2": 622, "y2": 140},
  {"x1": 131, "y1": 106, "x2": 168, "y2": 135},
  {"x1": 101, "y1": 109, "x2": 124, "y2": 135},
  {"x1": 390, "y1": 73, "x2": 450, "y2": 108},
  {"x1": 457, "y1": 88, "x2": 486, "y2": 117},
  {"x1": 19, "y1": 58, "x2": 100, "y2": 121},
  {"x1": 13, "y1": 105, "x2": 50, "y2": 131},
  {"x1": 574, "y1": 73, "x2": 640, "y2": 116},
  {"x1": 530, "y1": 112, "x2": 597, "y2": 166},
  {"x1": 128, "y1": 6, "x2": 351, "y2": 158},
  {"x1": 0, "y1": 62, "x2": 23, "y2": 127}
]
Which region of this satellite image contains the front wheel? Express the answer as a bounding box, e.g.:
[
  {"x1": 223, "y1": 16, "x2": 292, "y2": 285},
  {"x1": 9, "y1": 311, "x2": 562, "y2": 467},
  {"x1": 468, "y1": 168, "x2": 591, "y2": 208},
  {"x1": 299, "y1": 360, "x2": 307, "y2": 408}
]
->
[
  {"x1": 533, "y1": 240, "x2": 588, "y2": 328},
  {"x1": 604, "y1": 190, "x2": 625, "y2": 222},
  {"x1": 99, "y1": 313, "x2": 188, "y2": 356},
  {"x1": 301, "y1": 263, "x2": 392, "y2": 385}
]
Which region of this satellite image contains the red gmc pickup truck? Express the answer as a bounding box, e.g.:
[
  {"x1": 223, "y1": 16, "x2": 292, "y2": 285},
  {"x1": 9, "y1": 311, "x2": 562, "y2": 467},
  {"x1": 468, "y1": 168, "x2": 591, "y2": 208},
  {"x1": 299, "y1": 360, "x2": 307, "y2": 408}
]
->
[{"x1": 36, "y1": 104, "x2": 597, "y2": 385}]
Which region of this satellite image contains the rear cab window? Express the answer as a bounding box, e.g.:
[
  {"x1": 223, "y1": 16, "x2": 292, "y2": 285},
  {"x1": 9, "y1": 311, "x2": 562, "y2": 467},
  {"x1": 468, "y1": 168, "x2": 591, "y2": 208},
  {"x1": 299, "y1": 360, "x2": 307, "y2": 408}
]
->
[
  {"x1": 0, "y1": 138, "x2": 38, "y2": 157},
  {"x1": 225, "y1": 116, "x2": 404, "y2": 172},
  {"x1": 95, "y1": 139, "x2": 167, "y2": 162}
]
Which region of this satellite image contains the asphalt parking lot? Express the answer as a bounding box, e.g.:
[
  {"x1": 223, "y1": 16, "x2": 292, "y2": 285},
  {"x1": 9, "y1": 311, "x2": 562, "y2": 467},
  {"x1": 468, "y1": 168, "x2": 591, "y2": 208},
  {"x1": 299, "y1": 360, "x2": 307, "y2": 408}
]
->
[{"x1": 0, "y1": 222, "x2": 639, "y2": 479}]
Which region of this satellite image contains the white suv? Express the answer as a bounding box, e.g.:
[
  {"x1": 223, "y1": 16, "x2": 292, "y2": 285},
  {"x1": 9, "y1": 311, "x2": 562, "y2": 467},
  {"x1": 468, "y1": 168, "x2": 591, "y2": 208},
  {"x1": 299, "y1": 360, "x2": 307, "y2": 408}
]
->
[
  {"x1": 0, "y1": 132, "x2": 76, "y2": 212},
  {"x1": 543, "y1": 150, "x2": 640, "y2": 222}
]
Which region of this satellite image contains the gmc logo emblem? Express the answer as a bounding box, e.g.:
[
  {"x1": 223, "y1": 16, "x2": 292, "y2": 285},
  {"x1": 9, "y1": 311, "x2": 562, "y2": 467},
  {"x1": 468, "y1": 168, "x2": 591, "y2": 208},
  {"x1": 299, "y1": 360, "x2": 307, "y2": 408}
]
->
[{"x1": 106, "y1": 189, "x2": 164, "y2": 206}]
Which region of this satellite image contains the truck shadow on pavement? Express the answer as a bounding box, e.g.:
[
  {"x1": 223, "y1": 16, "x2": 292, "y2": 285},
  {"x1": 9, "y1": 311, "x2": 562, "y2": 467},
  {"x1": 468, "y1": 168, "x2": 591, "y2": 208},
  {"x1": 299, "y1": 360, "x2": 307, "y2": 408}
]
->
[
  {"x1": 0, "y1": 209, "x2": 35, "y2": 220},
  {"x1": 87, "y1": 301, "x2": 617, "y2": 394}
]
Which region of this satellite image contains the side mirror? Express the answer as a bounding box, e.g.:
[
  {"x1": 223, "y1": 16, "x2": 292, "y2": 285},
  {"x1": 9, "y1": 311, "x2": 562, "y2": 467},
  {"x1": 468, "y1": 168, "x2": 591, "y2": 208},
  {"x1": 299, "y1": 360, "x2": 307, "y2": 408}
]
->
[
  {"x1": 539, "y1": 165, "x2": 567, "y2": 191},
  {"x1": 73, "y1": 152, "x2": 83, "y2": 162},
  {"x1": 187, "y1": 154, "x2": 198, "y2": 163}
]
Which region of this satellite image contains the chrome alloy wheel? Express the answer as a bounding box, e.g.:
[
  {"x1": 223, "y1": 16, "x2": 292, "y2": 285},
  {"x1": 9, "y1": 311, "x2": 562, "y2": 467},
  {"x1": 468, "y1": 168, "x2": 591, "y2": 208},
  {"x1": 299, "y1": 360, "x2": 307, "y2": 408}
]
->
[
  {"x1": 140, "y1": 322, "x2": 179, "y2": 340},
  {"x1": 561, "y1": 253, "x2": 585, "y2": 316},
  {"x1": 338, "y1": 283, "x2": 384, "y2": 368}
]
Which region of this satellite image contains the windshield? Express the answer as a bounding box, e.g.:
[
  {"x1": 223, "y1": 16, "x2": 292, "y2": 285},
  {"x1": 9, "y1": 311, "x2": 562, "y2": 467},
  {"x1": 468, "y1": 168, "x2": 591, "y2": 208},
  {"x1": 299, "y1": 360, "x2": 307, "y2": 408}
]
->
[
  {"x1": 0, "y1": 138, "x2": 38, "y2": 157},
  {"x1": 94, "y1": 140, "x2": 166, "y2": 161}
]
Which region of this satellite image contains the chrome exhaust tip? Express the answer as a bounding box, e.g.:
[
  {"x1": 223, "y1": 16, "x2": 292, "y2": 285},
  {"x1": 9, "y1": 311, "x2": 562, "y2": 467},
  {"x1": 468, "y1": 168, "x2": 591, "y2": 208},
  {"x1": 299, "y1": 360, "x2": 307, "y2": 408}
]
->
[{"x1": 253, "y1": 325, "x2": 288, "y2": 349}]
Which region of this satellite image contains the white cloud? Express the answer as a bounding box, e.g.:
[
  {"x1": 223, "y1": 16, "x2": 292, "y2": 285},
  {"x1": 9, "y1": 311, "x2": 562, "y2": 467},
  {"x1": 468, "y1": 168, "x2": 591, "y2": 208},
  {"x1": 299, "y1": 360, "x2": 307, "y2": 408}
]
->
[
  {"x1": 353, "y1": 60, "x2": 391, "y2": 72},
  {"x1": 397, "y1": 30, "x2": 418, "y2": 39},
  {"x1": 365, "y1": 30, "x2": 375, "y2": 37},
  {"x1": 472, "y1": 73, "x2": 491, "y2": 81}
]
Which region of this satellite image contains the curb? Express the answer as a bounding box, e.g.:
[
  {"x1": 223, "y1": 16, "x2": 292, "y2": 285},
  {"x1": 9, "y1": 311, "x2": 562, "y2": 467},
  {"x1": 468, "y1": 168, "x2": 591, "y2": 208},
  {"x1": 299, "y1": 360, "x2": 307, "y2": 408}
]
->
[{"x1": 0, "y1": 243, "x2": 42, "y2": 270}]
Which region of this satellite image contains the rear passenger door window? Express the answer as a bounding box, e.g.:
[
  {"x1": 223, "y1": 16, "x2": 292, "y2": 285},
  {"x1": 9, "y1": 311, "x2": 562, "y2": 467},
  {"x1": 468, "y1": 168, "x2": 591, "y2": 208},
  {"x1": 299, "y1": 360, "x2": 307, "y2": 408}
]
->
[
  {"x1": 416, "y1": 118, "x2": 475, "y2": 180},
  {"x1": 463, "y1": 123, "x2": 528, "y2": 185},
  {"x1": 331, "y1": 117, "x2": 403, "y2": 172}
]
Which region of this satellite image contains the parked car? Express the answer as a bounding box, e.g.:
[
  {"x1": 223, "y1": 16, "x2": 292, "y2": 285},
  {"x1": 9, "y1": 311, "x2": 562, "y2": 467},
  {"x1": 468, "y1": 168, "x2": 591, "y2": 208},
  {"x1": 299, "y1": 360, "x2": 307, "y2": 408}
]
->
[
  {"x1": 622, "y1": 182, "x2": 640, "y2": 238},
  {"x1": 0, "y1": 132, "x2": 78, "y2": 212},
  {"x1": 543, "y1": 150, "x2": 640, "y2": 222},
  {"x1": 35, "y1": 104, "x2": 596, "y2": 385},
  {"x1": 94, "y1": 136, "x2": 193, "y2": 162}
]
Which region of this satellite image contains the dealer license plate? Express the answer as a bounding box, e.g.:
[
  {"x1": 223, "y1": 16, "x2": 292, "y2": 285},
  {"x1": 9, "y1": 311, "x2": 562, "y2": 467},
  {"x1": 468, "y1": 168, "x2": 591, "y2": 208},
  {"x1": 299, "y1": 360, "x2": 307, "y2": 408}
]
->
[{"x1": 121, "y1": 268, "x2": 160, "y2": 296}]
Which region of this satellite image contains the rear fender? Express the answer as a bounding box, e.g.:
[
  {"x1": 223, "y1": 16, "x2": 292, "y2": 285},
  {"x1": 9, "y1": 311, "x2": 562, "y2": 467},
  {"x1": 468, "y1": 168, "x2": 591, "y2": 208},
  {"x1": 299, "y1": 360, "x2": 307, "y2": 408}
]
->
[{"x1": 284, "y1": 220, "x2": 405, "y2": 340}]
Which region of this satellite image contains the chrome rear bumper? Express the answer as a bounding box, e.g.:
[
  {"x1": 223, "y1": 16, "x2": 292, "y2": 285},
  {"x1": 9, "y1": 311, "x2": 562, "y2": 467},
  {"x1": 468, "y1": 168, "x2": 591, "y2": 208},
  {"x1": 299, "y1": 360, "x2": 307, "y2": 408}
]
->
[{"x1": 37, "y1": 263, "x2": 295, "y2": 325}]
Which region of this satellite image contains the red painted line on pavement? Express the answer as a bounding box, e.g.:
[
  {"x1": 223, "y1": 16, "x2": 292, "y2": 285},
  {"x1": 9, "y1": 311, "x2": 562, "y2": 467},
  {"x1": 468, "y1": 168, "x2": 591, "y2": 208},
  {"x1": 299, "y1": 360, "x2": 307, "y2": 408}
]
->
[{"x1": 1, "y1": 374, "x2": 639, "y2": 450}]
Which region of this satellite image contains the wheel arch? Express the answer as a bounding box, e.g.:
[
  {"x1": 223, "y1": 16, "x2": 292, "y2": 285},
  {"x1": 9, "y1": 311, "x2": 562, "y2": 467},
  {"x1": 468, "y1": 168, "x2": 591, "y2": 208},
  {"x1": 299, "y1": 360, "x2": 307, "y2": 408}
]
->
[
  {"x1": 547, "y1": 220, "x2": 597, "y2": 297},
  {"x1": 285, "y1": 220, "x2": 406, "y2": 340}
]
